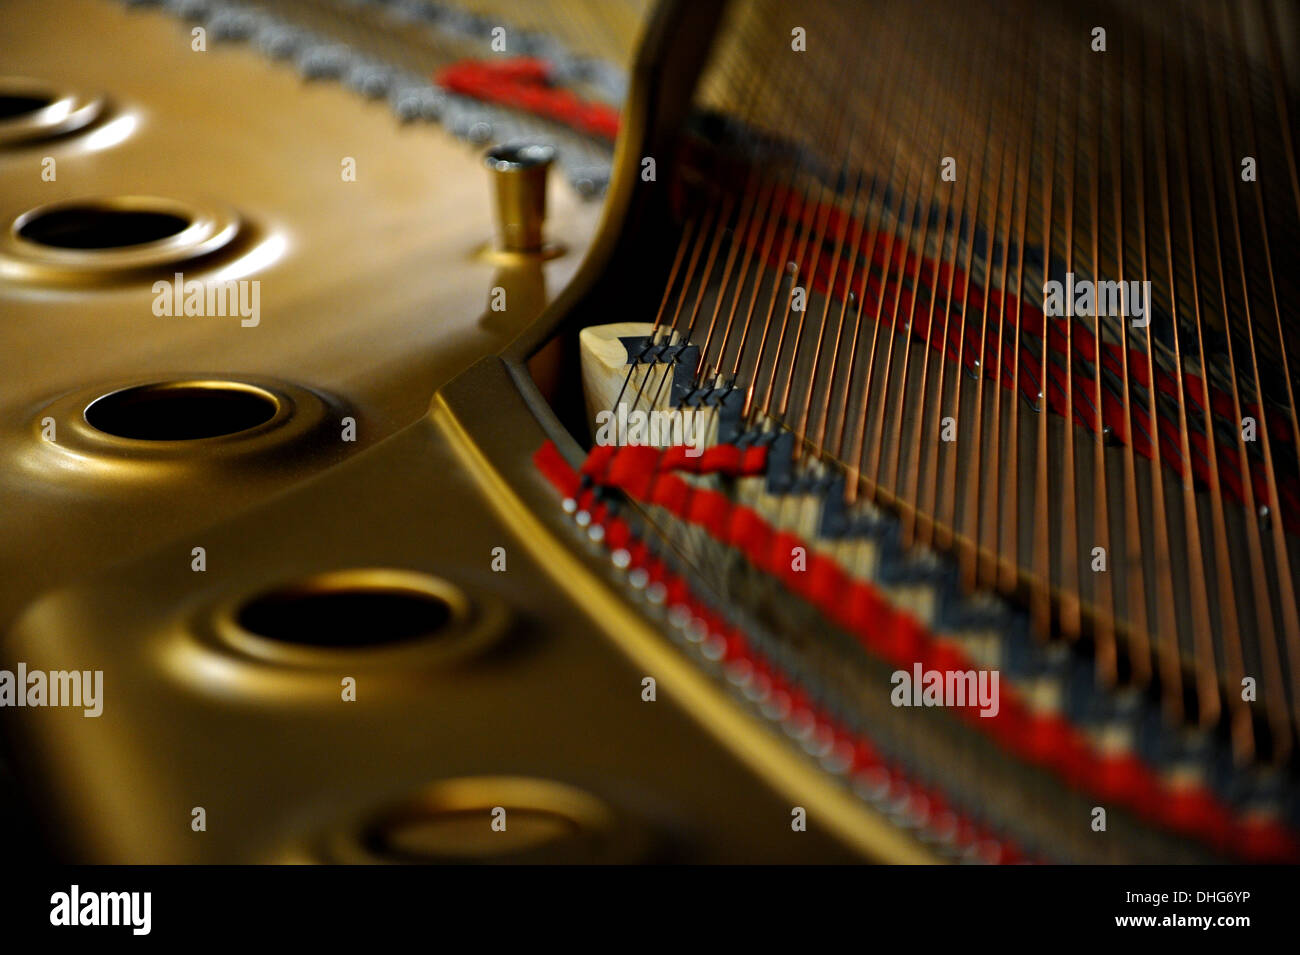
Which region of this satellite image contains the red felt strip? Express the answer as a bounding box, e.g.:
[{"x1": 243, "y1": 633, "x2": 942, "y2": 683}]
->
[
  {"x1": 546, "y1": 439, "x2": 1300, "y2": 863},
  {"x1": 436, "y1": 58, "x2": 621, "y2": 143}
]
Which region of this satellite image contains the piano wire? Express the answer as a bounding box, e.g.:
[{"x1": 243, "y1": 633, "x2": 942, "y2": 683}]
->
[{"x1": 1218, "y1": 0, "x2": 1300, "y2": 741}]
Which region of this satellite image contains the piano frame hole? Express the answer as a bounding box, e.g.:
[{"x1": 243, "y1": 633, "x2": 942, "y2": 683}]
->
[
  {"x1": 2, "y1": 196, "x2": 242, "y2": 282},
  {"x1": 83, "y1": 381, "x2": 282, "y2": 442},
  {"x1": 0, "y1": 77, "x2": 105, "y2": 146},
  {"x1": 17, "y1": 204, "x2": 191, "y2": 250},
  {"x1": 235, "y1": 573, "x2": 463, "y2": 650},
  {"x1": 344, "y1": 777, "x2": 624, "y2": 864},
  {"x1": 0, "y1": 93, "x2": 55, "y2": 119}
]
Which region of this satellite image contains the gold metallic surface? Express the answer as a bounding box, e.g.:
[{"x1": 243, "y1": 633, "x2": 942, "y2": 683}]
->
[
  {"x1": 198, "y1": 566, "x2": 510, "y2": 676},
  {"x1": 309, "y1": 775, "x2": 640, "y2": 864},
  {"x1": 0, "y1": 76, "x2": 106, "y2": 147},
  {"x1": 1, "y1": 195, "x2": 243, "y2": 285},
  {"x1": 2, "y1": 0, "x2": 937, "y2": 864},
  {"x1": 7, "y1": 406, "x2": 868, "y2": 862},
  {"x1": 0, "y1": 0, "x2": 599, "y2": 634},
  {"x1": 484, "y1": 143, "x2": 555, "y2": 253}
]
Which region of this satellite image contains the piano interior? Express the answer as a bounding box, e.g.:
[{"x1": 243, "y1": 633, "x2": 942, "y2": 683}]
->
[{"x1": 2, "y1": 0, "x2": 1299, "y2": 870}]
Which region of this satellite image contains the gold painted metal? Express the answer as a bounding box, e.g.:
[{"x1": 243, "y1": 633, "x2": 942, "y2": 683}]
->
[
  {"x1": 201, "y1": 567, "x2": 509, "y2": 675},
  {"x1": 7, "y1": 408, "x2": 865, "y2": 862},
  {"x1": 30, "y1": 376, "x2": 342, "y2": 473},
  {"x1": 1, "y1": 195, "x2": 242, "y2": 285},
  {"x1": 1, "y1": 0, "x2": 928, "y2": 864},
  {"x1": 0, "y1": 76, "x2": 105, "y2": 147},
  {"x1": 0, "y1": 0, "x2": 601, "y2": 638},
  {"x1": 83, "y1": 379, "x2": 281, "y2": 440},
  {"x1": 309, "y1": 776, "x2": 641, "y2": 864}
]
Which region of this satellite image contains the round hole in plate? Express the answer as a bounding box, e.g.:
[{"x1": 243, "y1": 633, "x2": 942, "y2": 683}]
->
[
  {"x1": 196, "y1": 570, "x2": 505, "y2": 678},
  {"x1": 368, "y1": 807, "x2": 577, "y2": 861},
  {"x1": 17, "y1": 204, "x2": 191, "y2": 249},
  {"x1": 235, "y1": 573, "x2": 458, "y2": 649},
  {"x1": 350, "y1": 777, "x2": 621, "y2": 864},
  {"x1": 0, "y1": 78, "x2": 106, "y2": 147},
  {"x1": 0, "y1": 93, "x2": 54, "y2": 119},
  {"x1": 1, "y1": 196, "x2": 243, "y2": 283},
  {"x1": 84, "y1": 381, "x2": 280, "y2": 441}
]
